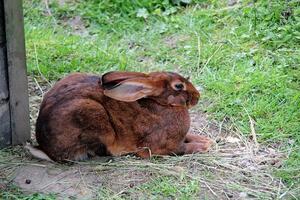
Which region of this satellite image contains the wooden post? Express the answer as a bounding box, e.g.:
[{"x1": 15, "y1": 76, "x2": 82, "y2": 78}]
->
[
  {"x1": 0, "y1": 0, "x2": 30, "y2": 147},
  {"x1": 0, "y1": 0, "x2": 10, "y2": 147}
]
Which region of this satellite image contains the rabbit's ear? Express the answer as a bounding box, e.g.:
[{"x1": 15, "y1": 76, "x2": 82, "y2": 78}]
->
[
  {"x1": 103, "y1": 78, "x2": 163, "y2": 102},
  {"x1": 101, "y1": 71, "x2": 147, "y2": 89}
]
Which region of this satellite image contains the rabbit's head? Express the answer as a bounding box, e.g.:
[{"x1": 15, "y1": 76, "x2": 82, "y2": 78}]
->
[{"x1": 101, "y1": 71, "x2": 200, "y2": 108}]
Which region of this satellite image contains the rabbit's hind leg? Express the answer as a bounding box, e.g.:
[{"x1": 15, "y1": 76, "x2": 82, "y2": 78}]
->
[
  {"x1": 62, "y1": 143, "x2": 109, "y2": 161},
  {"x1": 61, "y1": 145, "x2": 89, "y2": 161},
  {"x1": 72, "y1": 99, "x2": 116, "y2": 157},
  {"x1": 72, "y1": 150, "x2": 89, "y2": 161}
]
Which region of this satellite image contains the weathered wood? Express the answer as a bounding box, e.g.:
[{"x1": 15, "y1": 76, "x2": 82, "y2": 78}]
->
[
  {"x1": 0, "y1": 101, "x2": 11, "y2": 148},
  {"x1": 0, "y1": 0, "x2": 11, "y2": 148},
  {"x1": 0, "y1": 57, "x2": 11, "y2": 147},
  {"x1": 4, "y1": 0, "x2": 30, "y2": 145}
]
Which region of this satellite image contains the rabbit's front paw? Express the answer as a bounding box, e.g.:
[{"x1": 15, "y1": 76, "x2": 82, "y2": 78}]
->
[
  {"x1": 185, "y1": 133, "x2": 213, "y2": 146},
  {"x1": 183, "y1": 135, "x2": 213, "y2": 154},
  {"x1": 184, "y1": 143, "x2": 211, "y2": 154}
]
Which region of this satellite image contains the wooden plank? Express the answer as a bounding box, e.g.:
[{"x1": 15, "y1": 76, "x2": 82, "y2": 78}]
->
[
  {"x1": 0, "y1": 46, "x2": 11, "y2": 147},
  {"x1": 0, "y1": 102, "x2": 11, "y2": 148},
  {"x1": 4, "y1": 0, "x2": 30, "y2": 145},
  {"x1": 0, "y1": 0, "x2": 5, "y2": 44},
  {"x1": 0, "y1": 0, "x2": 11, "y2": 147}
]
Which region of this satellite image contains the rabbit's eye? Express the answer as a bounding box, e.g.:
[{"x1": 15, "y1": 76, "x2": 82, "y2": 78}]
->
[
  {"x1": 174, "y1": 83, "x2": 184, "y2": 91},
  {"x1": 171, "y1": 81, "x2": 186, "y2": 91}
]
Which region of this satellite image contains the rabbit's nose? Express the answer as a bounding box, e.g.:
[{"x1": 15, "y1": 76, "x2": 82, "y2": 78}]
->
[{"x1": 188, "y1": 93, "x2": 199, "y2": 107}]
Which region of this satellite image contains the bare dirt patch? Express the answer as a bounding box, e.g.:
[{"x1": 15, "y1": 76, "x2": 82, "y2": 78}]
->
[
  {"x1": 43, "y1": 0, "x2": 89, "y2": 36},
  {"x1": 0, "y1": 77, "x2": 294, "y2": 199},
  {"x1": 163, "y1": 34, "x2": 190, "y2": 49},
  {"x1": 12, "y1": 159, "x2": 153, "y2": 199},
  {"x1": 63, "y1": 16, "x2": 89, "y2": 36}
]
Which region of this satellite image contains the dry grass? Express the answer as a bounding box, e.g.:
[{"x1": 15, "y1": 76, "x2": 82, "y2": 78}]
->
[{"x1": 0, "y1": 78, "x2": 298, "y2": 199}]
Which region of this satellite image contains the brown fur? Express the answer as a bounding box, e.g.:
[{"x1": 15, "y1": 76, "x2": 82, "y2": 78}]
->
[{"x1": 36, "y1": 71, "x2": 212, "y2": 162}]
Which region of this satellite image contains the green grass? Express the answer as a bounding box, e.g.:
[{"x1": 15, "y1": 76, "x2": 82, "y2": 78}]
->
[
  {"x1": 95, "y1": 177, "x2": 200, "y2": 200},
  {"x1": 0, "y1": 187, "x2": 56, "y2": 200},
  {"x1": 4, "y1": 0, "x2": 297, "y2": 198},
  {"x1": 134, "y1": 177, "x2": 200, "y2": 199}
]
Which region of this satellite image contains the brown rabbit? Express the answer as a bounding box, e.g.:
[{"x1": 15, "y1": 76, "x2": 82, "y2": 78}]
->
[{"x1": 35, "y1": 71, "x2": 212, "y2": 161}]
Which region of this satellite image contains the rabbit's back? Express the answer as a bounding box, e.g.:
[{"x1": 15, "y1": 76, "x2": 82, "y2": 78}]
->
[{"x1": 39, "y1": 73, "x2": 102, "y2": 111}]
